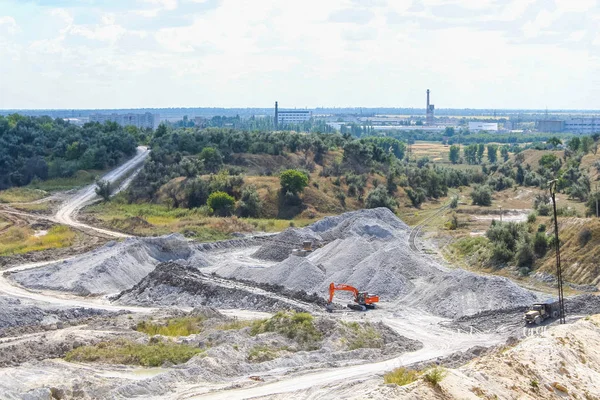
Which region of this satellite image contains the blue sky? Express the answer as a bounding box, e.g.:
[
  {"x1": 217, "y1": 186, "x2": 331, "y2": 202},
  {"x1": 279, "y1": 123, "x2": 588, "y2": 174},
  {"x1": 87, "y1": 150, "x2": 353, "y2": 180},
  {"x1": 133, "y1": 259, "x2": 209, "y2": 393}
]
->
[{"x1": 1, "y1": 0, "x2": 599, "y2": 109}]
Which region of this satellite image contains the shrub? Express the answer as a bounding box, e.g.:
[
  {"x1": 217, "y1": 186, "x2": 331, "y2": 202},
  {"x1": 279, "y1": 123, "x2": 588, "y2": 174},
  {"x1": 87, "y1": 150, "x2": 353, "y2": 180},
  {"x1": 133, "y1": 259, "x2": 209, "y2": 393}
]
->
[
  {"x1": 280, "y1": 169, "x2": 308, "y2": 195},
  {"x1": 384, "y1": 367, "x2": 419, "y2": 386},
  {"x1": 406, "y1": 187, "x2": 426, "y2": 208},
  {"x1": 515, "y1": 238, "x2": 535, "y2": 268},
  {"x1": 491, "y1": 243, "x2": 513, "y2": 265},
  {"x1": 537, "y1": 224, "x2": 546, "y2": 232},
  {"x1": 185, "y1": 178, "x2": 210, "y2": 208},
  {"x1": 470, "y1": 185, "x2": 492, "y2": 206},
  {"x1": 236, "y1": 186, "x2": 261, "y2": 217},
  {"x1": 449, "y1": 196, "x2": 459, "y2": 209},
  {"x1": 423, "y1": 366, "x2": 447, "y2": 387},
  {"x1": 527, "y1": 212, "x2": 537, "y2": 224},
  {"x1": 207, "y1": 191, "x2": 235, "y2": 216},
  {"x1": 365, "y1": 186, "x2": 397, "y2": 211},
  {"x1": 579, "y1": 228, "x2": 592, "y2": 247},
  {"x1": 65, "y1": 338, "x2": 202, "y2": 367},
  {"x1": 533, "y1": 232, "x2": 548, "y2": 257},
  {"x1": 537, "y1": 203, "x2": 551, "y2": 216},
  {"x1": 136, "y1": 316, "x2": 204, "y2": 336},
  {"x1": 95, "y1": 180, "x2": 111, "y2": 201},
  {"x1": 247, "y1": 345, "x2": 279, "y2": 363},
  {"x1": 199, "y1": 147, "x2": 223, "y2": 173},
  {"x1": 250, "y1": 311, "x2": 322, "y2": 350}
]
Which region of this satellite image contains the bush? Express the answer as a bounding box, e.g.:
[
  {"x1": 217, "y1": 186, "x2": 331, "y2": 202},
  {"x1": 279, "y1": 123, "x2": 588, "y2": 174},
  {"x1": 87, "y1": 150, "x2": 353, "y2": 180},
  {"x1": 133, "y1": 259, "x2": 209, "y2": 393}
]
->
[
  {"x1": 384, "y1": 367, "x2": 419, "y2": 386},
  {"x1": 491, "y1": 243, "x2": 513, "y2": 265},
  {"x1": 527, "y1": 212, "x2": 537, "y2": 224},
  {"x1": 537, "y1": 203, "x2": 551, "y2": 216},
  {"x1": 515, "y1": 238, "x2": 534, "y2": 268},
  {"x1": 365, "y1": 186, "x2": 397, "y2": 211},
  {"x1": 247, "y1": 345, "x2": 279, "y2": 363},
  {"x1": 533, "y1": 232, "x2": 548, "y2": 257},
  {"x1": 199, "y1": 147, "x2": 223, "y2": 173},
  {"x1": 207, "y1": 191, "x2": 235, "y2": 216},
  {"x1": 423, "y1": 366, "x2": 447, "y2": 387},
  {"x1": 64, "y1": 338, "x2": 202, "y2": 367},
  {"x1": 185, "y1": 178, "x2": 210, "y2": 208},
  {"x1": 537, "y1": 224, "x2": 546, "y2": 232},
  {"x1": 449, "y1": 196, "x2": 459, "y2": 209},
  {"x1": 470, "y1": 185, "x2": 492, "y2": 206},
  {"x1": 579, "y1": 228, "x2": 592, "y2": 247},
  {"x1": 236, "y1": 186, "x2": 261, "y2": 217},
  {"x1": 250, "y1": 311, "x2": 322, "y2": 350},
  {"x1": 406, "y1": 187, "x2": 426, "y2": 208},
  {"x1": 136, "y1": 316, "x2": 204, "y2": 336},
  {"x1": 280, "y1": 169, "x2": 309, "y2": 194},
  {"x1": 95, "y1": 180, "x2": 111, "y2": 201}
]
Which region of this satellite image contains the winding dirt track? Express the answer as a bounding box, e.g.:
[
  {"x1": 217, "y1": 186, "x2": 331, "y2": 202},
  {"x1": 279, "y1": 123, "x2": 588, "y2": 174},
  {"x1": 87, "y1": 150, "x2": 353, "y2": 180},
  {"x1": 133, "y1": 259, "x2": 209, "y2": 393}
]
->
[{"x1": 54, "y1": 146, "x2": 150, "y2": 238}]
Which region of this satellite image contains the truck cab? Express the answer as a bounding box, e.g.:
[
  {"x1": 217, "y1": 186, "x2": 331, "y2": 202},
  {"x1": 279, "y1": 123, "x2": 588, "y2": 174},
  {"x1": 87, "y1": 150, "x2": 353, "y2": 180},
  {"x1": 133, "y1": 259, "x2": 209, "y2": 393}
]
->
[{"x1": 524, "y1": 301, "x2": 560, "y2": 325}]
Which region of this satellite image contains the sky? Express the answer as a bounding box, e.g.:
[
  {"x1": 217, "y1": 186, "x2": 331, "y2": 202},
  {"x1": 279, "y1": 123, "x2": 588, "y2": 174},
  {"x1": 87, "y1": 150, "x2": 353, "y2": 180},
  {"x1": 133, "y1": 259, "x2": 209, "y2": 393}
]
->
[{"x1": 0, "y1": 0, "x2": 599, "y2": 110}]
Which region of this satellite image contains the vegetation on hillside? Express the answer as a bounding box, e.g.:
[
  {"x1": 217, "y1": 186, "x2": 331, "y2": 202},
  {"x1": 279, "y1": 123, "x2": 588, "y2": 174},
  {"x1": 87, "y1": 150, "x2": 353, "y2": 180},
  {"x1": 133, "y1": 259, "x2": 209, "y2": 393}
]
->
[{"x1": 0, "y1": 114, "x2": 138, "y2": 190}]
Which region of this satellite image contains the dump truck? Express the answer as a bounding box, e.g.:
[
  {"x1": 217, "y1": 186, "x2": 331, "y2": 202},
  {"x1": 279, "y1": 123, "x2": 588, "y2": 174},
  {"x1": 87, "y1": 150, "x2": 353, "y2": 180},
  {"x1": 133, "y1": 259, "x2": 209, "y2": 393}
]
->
[{"x1": 524, "y1": 301, "x2": 560, "y2": 325}]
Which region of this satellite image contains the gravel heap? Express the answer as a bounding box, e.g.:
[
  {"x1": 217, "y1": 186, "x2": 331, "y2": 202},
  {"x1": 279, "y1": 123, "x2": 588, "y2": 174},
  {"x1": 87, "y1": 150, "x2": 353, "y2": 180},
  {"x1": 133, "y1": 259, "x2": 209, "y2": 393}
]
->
[
  {"x1": 251, "y1": 228, "x2": 321, "y2": 261},
  {"x1": 0, "y1": 296, "x2": 111, "y2": 334},
  {"x1": 10, "y1": 234, "x2": 209, "y2": 296},
  {"x1": 115, "y1": 262, "x2": 316, "y2": 311},
  {"x1": 221, "y1": 208, "x2": 539, "y2": 318}
]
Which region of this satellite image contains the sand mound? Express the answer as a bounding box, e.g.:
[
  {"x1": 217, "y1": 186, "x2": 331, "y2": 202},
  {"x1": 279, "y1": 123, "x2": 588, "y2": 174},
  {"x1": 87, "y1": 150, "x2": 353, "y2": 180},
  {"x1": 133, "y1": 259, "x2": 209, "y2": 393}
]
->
[{"x1": 10, "y1": 234, "x2": 209, "y2": 296}]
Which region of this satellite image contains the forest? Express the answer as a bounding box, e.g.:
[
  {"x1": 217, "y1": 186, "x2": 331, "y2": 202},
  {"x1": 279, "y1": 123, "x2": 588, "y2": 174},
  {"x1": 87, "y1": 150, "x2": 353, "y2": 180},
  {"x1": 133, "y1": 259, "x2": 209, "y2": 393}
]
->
[{"x1": 0, "y1": 114, "x2": 138, "y2": 190}]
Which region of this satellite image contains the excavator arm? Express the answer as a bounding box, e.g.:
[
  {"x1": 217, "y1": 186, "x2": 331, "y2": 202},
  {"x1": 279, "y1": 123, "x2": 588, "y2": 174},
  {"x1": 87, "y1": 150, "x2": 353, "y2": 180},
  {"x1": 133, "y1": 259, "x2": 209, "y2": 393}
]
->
[{"x1": 328, "y1": 282, "x2": 359, "y2": 304}]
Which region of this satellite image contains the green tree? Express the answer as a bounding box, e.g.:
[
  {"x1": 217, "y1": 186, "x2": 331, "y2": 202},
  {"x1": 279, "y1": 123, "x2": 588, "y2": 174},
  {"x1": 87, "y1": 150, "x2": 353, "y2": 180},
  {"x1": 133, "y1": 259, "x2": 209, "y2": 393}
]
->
[
  {"x1": 464, "y1": 144, "x2": 478, "y2": 164},
  {"x1": 237, "y1": 186, "x2": 262, "y2": 217},
  {"x1": 568, "y1": 137, "x2": 581, "y2": 152},
  {"x1": 449, "y1": 145, "x2": 460, "y2": 164},
  {"x1": 487, "y1": 144, "x2": 498, "y2": 163},
  {"x1": 185, "y1": 178, "x2": 209, "y2": 208},
  {"x1": 500, "y1": 146, "x2": 509, "y2": 162},
  {"x1": 199, "y1": 147, "x2": 223, "y2": 173},
  {"x1": 280, "y1": 169, "x2": 309, "y2": 194},
  {"x1": 470, "y1": 184, "x2": 492, "y2": 206},
  {"x1": 476, "y1": 144, "x2": 485, "y2": 163},
  {"x1": 365, "y1": 186, "x2": 397, "y2": 211},
  {"x1": 547, "y1": 137, "x2": 562, "y2": 149},
  {"x1": 581, "y1": 136, "x2": 594, "y2": 154},
  {"x1": 207, "y1": 191, "x2": 235, "y2": 216},
  {"x1": 95, "y1": 180, "x2": 111, "y2": 201}
]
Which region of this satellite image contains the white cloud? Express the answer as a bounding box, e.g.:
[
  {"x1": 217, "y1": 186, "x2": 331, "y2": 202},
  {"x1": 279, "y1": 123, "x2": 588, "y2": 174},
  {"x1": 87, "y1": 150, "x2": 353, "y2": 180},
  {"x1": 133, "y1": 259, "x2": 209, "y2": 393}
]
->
[{"x1": 0, "y1": 16, "x2": 19, "y2": 35}]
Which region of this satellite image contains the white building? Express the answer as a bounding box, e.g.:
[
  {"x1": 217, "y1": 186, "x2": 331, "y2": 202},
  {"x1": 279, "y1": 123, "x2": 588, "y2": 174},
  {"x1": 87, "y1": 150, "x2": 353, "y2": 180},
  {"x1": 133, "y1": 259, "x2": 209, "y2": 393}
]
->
[
  {"x1": 89, "y1": 112, "x2": 160, "y2": 130},
  {"x1": 468, "y1": 122, "x2": 498, "y2": 132},
  {"x1": 564, "y1": 118, "x2": 600, "y2": 134},
  {"x1": 277, "y1": 110, "x2": 312, "y2": 125}
]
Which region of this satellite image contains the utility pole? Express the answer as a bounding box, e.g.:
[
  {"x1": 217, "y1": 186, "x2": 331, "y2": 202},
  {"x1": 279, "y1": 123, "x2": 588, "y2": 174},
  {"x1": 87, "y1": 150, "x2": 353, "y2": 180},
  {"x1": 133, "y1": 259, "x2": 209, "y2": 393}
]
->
[{"x1": 549, "y1": 180, "x2": 566, "y2": 324}]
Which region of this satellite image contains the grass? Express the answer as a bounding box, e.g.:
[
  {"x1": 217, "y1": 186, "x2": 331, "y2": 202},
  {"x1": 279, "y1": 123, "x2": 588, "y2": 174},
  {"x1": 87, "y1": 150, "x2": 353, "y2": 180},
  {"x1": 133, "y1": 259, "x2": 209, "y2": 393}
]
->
[
  {"x1": 383, "y1": 367, "x2": 419, "y2": 386},
  {"x1": 136, "y1": 316, "x2": 204, "y2": 336},
  {"x1": 84, "y1": 197, "x2": 313, "y2": 239},
  {"x1": 247, "y1": 345, "x2": 280, "y2": 363},
  {"x1": 250, "y1": 311, "x2": 322, "y2": 349},
  {"x1": 0, "y1": 187, "x2": 48, "y2": 203},
  {"x1": 216, "y1": 319, "x2": 255, "y2": 330},
  {"x1": 423, "y1": 366, "x2": 447, "y2": 387},
  {"x1": 340, "y1": 321, "x2": 383, "y2": 350},
  {"x1": 64, "y1": 338, "x2": 202, "y2": 367},
  {"x1": 0, "y1": 225, "x2": 76, "y2": 256},
  {"x1": 27, "y1": 170, "x2": 103, "y2": 192}
]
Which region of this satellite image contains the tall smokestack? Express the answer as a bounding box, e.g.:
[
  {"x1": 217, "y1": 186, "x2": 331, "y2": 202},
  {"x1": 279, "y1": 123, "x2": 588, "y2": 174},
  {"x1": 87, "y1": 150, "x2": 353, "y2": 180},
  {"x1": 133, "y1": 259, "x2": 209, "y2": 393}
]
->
[
  {"x1": 426, "y1": 89, "x2": 430, "y2": 110},
  {"x1": 274, "y1": 101, "x2": 278, "y2": 130}
]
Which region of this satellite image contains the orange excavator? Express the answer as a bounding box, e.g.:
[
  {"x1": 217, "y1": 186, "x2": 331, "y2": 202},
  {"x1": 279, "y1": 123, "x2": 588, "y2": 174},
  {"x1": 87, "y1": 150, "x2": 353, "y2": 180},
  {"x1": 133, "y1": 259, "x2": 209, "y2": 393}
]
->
[{"x1": 325, "y1": 282, "x2": 379, "y2": 312}]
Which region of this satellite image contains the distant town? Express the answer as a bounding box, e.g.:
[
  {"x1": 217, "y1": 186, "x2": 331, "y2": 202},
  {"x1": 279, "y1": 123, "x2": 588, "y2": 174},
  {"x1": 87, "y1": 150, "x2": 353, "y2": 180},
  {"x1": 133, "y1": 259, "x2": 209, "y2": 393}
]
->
[{"x1": 1, "y1": 90, "x2": 599, "y2": 134}]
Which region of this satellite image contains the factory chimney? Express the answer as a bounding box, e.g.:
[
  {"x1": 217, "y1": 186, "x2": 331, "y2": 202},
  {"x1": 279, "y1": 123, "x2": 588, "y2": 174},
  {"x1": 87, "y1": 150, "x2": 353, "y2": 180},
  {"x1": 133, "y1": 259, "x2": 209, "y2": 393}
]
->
[
  {"x1": 427, "y1": 89, "x2": 430, "y2": 110},
  {"x1": 274, "y1": 101, "x2": 279, "y2": 130},
  {"x1": 426, "y1": 89, "x2": 435, "y2": 125}
]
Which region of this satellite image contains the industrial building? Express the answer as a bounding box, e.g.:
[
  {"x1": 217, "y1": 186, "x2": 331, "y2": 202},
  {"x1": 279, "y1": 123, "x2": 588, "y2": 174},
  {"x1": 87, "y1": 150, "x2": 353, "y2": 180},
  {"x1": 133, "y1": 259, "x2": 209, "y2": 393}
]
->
[
  {"x1": 426, "y1": 89, "x2": 435, "y2": 125},
  {"x1": 89, "y1": 112, "x2": 159, "y2": 130},
  {"x1": 537, "y1": 117, "x2": 600, "y2": 134},
  {"x1": 468, "y1": 122, "x2": 499, "y2": 132},
  {"x1": 274, "y1": 102, "x2": 312, "y2": 128}
]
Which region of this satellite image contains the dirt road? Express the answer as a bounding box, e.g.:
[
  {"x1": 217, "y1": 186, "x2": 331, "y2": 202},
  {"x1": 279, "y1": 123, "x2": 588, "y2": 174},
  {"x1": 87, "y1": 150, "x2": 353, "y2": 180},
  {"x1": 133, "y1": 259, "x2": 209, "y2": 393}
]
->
[{"x1": 54, "y1": 146, "x2": 150, "y2": 238}]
